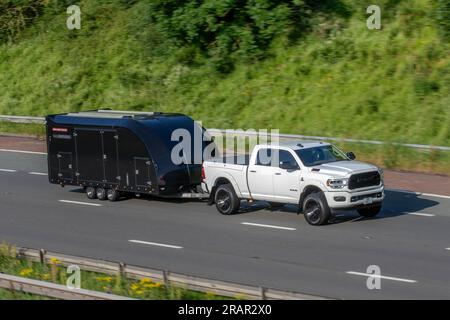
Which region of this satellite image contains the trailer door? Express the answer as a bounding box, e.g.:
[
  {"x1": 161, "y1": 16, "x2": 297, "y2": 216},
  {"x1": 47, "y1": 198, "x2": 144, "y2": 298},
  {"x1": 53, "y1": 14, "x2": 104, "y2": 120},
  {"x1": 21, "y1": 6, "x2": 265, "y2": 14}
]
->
[
  {"x1": 102, "y1": 131, "x2": 119, "y2": 184},
  {"x1": 57, "y1": 152, "x2": 74, "y2": 180},
  {"x1": 75, "y1": 129, "x2": 104, "y2": 183},
  {"x1": 134, "y1": 157, "x2": 152, "y2": 188}
]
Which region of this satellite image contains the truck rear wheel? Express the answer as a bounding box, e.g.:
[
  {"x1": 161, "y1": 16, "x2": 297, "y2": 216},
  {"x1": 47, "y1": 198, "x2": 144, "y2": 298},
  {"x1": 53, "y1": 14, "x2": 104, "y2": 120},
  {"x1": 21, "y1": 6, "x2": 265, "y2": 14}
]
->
[
  {"x1": 86, "y1": 187, "x2": 96, "y2": 199},
  {"x1": 107, "y1": 189, "x2": 120, "y2": 202},
  {"x1": 302, "y1": 192, "x2": 331, "y2": 226},
  {"x1": 215, "y1": 184, "x2": 240, "y2": 215},
  {"x1": 357, "y1": 204, "x2": 381, "y2": 218},
  {"x1": 96, "y1": 187, "x2": 107, "y2": 200}
]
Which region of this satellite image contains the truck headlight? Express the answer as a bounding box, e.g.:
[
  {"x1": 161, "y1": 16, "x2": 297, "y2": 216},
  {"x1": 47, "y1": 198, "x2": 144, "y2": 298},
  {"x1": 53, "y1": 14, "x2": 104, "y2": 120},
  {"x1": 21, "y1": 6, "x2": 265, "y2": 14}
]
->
[
  {"x1": 378, "y1": 168, "x2": 384, "y2": 183},
  {"x1": 326, "y1": 178, "x2": 348, "y2": 189}
]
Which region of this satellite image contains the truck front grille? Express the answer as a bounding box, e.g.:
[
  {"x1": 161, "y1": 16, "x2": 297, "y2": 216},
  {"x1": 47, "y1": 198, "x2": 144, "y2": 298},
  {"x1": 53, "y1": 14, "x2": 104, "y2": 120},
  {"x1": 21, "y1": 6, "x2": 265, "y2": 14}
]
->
[{"x1": 348, "y1": 171, "x2": 381, "y2": 190}]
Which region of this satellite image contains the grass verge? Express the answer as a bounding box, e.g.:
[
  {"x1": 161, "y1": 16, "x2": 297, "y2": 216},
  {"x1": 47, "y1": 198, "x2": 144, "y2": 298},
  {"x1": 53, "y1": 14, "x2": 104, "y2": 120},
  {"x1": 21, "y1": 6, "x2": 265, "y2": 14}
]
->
[
  {"x1": 0, "y1": 121, "x2": 45, "y2": 137},
  {"x1": 0, "y1": 243, "x2": 230, "y2": 300},
  {"x1": 0, "y1": 288, "x2": 54, "y2": 300}
]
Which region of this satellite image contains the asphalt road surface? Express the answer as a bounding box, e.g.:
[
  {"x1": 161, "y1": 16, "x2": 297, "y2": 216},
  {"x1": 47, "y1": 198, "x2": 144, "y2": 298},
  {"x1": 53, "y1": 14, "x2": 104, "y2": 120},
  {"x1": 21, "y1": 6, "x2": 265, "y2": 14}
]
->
[{"x1": 0, "y1": 149, "x2": 449, "y2": 299}]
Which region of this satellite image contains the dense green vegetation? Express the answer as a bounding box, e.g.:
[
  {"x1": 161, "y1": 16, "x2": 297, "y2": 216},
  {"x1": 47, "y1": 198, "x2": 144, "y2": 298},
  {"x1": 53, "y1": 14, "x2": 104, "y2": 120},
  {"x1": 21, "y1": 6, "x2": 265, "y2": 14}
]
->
[{"x1": 0, "y1": 0, "x2": 448, "y2": 148}]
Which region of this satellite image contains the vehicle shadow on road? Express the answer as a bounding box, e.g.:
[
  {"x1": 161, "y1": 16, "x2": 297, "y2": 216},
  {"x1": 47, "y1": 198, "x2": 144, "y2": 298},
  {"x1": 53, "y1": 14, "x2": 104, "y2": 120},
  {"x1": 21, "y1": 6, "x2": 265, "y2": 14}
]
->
[
  {"x1": 238, "y1": 190, "x2": 440, "y2": 224},
  {"x1": 69, "y1": 188, "x2": 205, "y2": 204}
]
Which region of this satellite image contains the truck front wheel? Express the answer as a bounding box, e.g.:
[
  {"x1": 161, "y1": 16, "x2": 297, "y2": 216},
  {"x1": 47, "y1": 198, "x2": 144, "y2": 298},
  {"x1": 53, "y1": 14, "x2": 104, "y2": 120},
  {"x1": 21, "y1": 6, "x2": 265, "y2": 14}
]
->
[
  {"x1": 215, "y1": 184, "x2": 240, "y2": 215},
  {"x1": 357, "y1": 204, "x2": 381, "y2": 218},
  {"x1": 302, "y1": 192, "x2": 331, "y2": 226}
]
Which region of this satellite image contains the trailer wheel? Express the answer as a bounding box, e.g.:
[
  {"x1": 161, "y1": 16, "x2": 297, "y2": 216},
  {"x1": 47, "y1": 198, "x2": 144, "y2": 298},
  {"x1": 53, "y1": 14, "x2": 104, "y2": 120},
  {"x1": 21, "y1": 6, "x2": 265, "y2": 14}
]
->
[
  {"x1": 96, "y1": 187, "x2": 107, "y2": 200},
  {"x1": 214, "y1": 184, "x2": 240, "y2": 215},
  {"x1": 107, "y1": 189, "x2": 120, "y2": 202},
  {"x1": 86, "y1": 187, "x2": 97, "y2": 199},
  {"x1": 302, "y1": 192, "x2": 330, "y2": 226}
]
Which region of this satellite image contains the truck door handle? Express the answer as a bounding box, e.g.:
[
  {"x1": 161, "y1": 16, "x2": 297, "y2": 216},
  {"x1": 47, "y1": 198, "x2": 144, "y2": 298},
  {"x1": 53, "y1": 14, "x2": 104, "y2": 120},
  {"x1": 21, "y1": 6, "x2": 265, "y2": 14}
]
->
[
  {"x1": 274, "y1": 173, "x2": 281, "y2": 175},
  {"x1": 250, "y1": 170, "x2": 256, "y2": 173}
]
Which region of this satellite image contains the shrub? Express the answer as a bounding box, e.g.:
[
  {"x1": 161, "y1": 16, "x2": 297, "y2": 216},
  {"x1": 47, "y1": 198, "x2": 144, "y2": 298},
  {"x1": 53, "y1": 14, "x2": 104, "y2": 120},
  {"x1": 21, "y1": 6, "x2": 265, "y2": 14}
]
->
[{"x1": 0, "y1": 0, "x2": 47, "y2": 43}]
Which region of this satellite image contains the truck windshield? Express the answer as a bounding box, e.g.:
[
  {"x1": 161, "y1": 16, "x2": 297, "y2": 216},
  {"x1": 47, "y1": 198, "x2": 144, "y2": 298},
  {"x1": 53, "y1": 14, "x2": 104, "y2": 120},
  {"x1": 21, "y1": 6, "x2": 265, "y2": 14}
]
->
[{"x1": 295, "y1": 145, "x2": 348, "y2": 167}]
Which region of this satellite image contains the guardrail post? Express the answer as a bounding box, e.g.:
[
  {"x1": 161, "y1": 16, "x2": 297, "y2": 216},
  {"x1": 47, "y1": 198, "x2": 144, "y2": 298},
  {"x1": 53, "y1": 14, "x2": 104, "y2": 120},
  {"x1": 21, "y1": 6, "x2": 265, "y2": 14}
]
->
[
  {"x1": 162, "y1": 270, "x2": 169, "y2": 287},
  {"x1": 119, "y1": 262, "x2": 126, "y2": 277},
  {"x1": 259, "y1": 286, "x2": 266, "y2": 300},
  {"x1": 39, "y1": 249, "x2": 46, "y2": 264},
  {"x1": 9, "y1": 280, "x2": 15, "y2": 294}
]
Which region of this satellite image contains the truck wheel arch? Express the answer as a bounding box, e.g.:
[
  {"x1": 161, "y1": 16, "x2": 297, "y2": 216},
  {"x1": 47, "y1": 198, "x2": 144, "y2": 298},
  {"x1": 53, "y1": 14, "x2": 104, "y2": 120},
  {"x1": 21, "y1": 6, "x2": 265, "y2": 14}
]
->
[
  {"x1": 208, "y1": 176, "x2": 240, "y2": 205},
  {"x1": 299, "y1": 185, "x2": 325, "y2": 213}
]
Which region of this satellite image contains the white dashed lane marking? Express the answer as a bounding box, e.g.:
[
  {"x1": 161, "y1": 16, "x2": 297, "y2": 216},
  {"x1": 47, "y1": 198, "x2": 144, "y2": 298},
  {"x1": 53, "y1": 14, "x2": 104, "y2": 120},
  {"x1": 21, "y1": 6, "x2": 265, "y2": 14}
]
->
[
  {"x1": 128, "y1": 240, "x2": 183, "y2": 250},
  {"x1": 59, "y1": 200, "x2": 102, "y2": 207},
  {"x1": 406, "y1": 212, "x2": 435, "y2": 217},
  {"x1": 29, "y1": 172, "x2": 47, "y2": 176},
  {"x1": 346, "y1": 271, "x2": 417, "y2": 283},
  {"x1": 241, "y1": 222, "x2": 296, "y2": 231}
]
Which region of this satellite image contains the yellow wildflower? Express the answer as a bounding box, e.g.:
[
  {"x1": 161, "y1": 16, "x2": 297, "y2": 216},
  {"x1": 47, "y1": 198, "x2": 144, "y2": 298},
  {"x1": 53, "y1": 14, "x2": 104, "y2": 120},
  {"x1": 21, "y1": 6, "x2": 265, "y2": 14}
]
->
[
  {"x1": 41, "y1": 273, "x2": 51, "y2": 280},
  {"x1": 19, "y1": 268, "x2": 33, "y2": 277},
  {"x1": 130, "y1": 283, "x2": 140, "y2": 291},
  {"x1": 96, "y1": 276, "x2": 113, "y2": 283},
  {"x1": 143, "y1": 282, "x2": 163, "y2": 289},
  {"x1": 50, "y1": 258, "x2": 61, "y2": 265},
  {"x1": 139, "y1": 278, "x2": 153, "y2": 284}
]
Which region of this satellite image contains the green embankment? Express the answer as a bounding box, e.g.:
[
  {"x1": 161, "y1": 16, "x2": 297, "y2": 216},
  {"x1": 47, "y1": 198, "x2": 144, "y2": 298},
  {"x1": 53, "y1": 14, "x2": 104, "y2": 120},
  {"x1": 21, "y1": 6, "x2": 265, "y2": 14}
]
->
[{"x1": 0, "y1": 0, "x2": 448, "y2": 173}]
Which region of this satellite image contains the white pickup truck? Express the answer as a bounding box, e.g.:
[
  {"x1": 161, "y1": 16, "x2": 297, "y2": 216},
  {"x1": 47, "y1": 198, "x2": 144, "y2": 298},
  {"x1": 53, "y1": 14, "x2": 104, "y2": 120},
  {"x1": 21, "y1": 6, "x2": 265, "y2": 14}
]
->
[{"x1": 202, "y1": 141, "x2": 384, "y2": 226}]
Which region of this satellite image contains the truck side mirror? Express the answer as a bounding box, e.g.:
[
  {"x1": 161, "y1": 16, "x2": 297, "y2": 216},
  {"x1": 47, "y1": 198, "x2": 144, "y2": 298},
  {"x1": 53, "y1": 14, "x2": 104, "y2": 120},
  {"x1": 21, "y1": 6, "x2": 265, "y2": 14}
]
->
[{"x1": 346, "y1": 152, "x2": 356, "y2": 160}]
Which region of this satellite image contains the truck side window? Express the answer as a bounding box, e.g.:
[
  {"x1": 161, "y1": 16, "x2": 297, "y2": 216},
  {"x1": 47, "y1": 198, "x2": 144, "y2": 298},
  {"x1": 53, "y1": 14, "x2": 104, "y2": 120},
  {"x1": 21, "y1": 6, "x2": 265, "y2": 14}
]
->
[
  {"x1": 278, "y1": 150, "x2": 299, "y2": 169},
  {"x1": 256, "y1": 148, "x2": 272, "y2": 166}
]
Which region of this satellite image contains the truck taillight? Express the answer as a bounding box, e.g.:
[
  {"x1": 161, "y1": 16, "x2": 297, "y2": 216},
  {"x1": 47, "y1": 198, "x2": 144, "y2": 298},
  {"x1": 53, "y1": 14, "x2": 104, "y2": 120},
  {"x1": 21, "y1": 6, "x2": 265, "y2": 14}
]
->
[{"x1": 201, "y1": 165, "x2": 205, "y2": 181}]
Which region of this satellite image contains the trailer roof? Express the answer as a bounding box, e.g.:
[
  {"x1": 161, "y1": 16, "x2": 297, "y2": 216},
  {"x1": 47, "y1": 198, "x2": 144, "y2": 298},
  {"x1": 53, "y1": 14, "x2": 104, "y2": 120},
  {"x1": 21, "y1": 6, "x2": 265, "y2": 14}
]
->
[{"x1": 64, "y1": 109, "x2": 168, "y2": 119}]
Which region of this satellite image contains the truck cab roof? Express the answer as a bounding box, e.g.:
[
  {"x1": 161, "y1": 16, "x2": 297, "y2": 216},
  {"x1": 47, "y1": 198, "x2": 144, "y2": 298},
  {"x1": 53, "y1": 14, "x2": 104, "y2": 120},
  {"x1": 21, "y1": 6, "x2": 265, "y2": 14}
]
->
[{"x1": 258, "y1": 140, "x2": 330, "y2": 151}]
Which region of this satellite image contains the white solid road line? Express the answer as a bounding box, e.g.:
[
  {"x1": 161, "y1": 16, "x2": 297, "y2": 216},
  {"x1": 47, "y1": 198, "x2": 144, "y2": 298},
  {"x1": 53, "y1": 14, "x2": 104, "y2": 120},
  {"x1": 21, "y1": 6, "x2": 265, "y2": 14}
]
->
[
  {"x1": 241, "y1": 222, "x2": 296, "y2": 231},
  {"x1": 406, "y1": 212, "x2": 435, "y2": 217},
  {"x1": 349, "y1": 216, "x2": 365, "y2": 222},
  {"x1": 346, "y1": 271, "x2": 417, "y2": 283},
  {"x1": 387, "y1": 188, "x2": 450, "y2": 200},
  {"x1": 0, "y1": 168, "x2": 17, "y2": 172},
  {"x1": 29, "y1": 172, "x2": 47, "y2": 176},
  {"x1": 0, "y1": 148, "x2": 46, "y2": 155},
  {"x1": 422, "y1": 193, "x2": 450, "y2": 200},
  {"x1": 128, "y1": 240, "x2": 183, "y2": 249},
  {"x1": 58, "y1": 200, "x2": 102, "y2": 207}
]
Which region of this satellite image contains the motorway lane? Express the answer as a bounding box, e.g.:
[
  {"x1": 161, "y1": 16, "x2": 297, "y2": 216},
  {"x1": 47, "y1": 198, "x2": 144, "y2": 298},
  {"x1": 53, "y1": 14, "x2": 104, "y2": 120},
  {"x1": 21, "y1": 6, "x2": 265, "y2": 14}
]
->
[{"x1": 0, "y1": 151, "x2": 449, "y2": 299}]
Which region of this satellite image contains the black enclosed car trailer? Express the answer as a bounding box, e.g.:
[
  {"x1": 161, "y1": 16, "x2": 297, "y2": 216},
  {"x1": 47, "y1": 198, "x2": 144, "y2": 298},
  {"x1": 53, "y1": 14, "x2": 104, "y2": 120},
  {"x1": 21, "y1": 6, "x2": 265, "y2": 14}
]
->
[{"x1": 46, "y1": 109, "x2": 211, "y2": 201}]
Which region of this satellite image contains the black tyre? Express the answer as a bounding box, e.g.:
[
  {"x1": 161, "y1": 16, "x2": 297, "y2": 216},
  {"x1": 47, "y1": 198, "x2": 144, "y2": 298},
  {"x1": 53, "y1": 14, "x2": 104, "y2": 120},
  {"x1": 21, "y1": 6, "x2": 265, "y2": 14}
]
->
[
  {"x1": 96, "y1": 187, "x2": 107, "y2": 200},
  {"x1": 357, "y1": 204, "x2": 382, "y2": 218},
  {"x1": 214, "y1": 184, "x2": 240, "y2": 215},
  {"x1": 302, "y1": 192, "x2": 331, "y2": 226},
  {"x1": 86, "y1": 187, "x2": 97, "y2": 199},
  {"x1": 107, "y1": 189, "x2": 120, "y2": 202}
]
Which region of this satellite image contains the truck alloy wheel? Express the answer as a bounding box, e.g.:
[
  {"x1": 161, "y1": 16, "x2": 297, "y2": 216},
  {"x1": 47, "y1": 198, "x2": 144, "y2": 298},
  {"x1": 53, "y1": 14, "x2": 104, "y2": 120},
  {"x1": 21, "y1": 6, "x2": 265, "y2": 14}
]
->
[
  {"x1": 302, "y1": 192, "x2": 331, "y2": 226},
  {"x1": 86, "y1": 187, "x2": 97, "y2": 199},
  {"x1": 214, "y1": 184, "x2": 239, "y2": 215}
]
